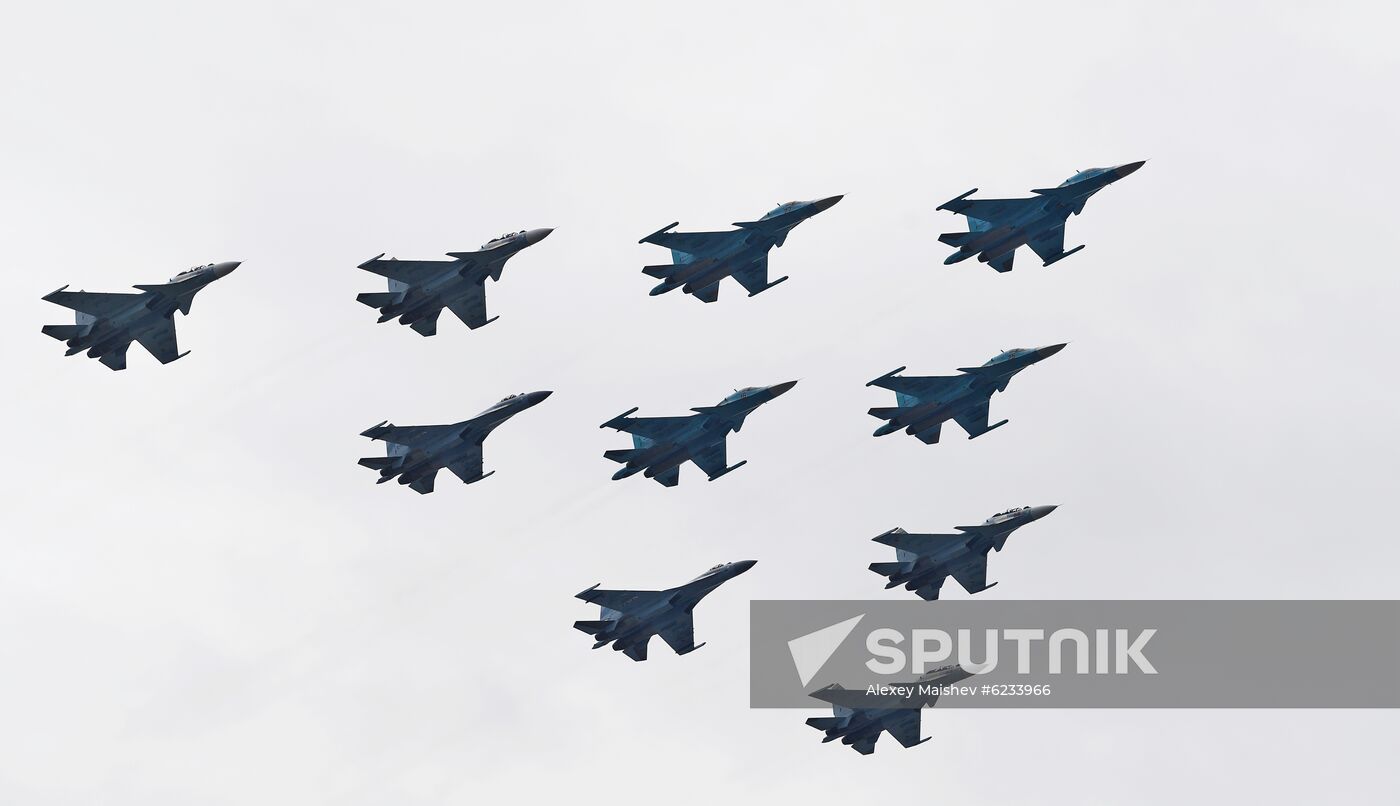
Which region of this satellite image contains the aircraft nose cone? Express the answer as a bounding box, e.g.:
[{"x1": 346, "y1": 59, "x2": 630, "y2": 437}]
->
[
  {"x1": 768, "y1": 380, "x2": 799, "y2": 397},
  {"x1": 1030, "y1": 504, "x2": 1059, "y2": 520},
  {"x1": 525, "y1": 228, "x2": 554, "y2": 244},
  {"x1": 1115, "y1": 160, "x2": 1146, "y2": 178},
  {"x1": 529, "y1": 390, "x2": 553, "y2": 404},
  {"x1": 215, "y1": 261, "x2": 240, "y2": 276},
  {"x1": 810, "y1": 194, "x2": 844, "y2": 213},
  {"x1": 733, "y1": 559, "x2": 758, "y2": 573},
  {"x1": 1035, "y1": 343, "x2": 1068, "y2": 360}
]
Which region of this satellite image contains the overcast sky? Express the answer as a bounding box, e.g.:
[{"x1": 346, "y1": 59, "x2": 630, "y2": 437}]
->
[{"x1": 2, "y1": 1, "x2": 1397, "y2": 803}]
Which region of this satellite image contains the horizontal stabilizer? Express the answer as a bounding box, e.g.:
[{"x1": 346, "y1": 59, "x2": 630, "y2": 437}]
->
[
  {"x1": 573, "y1": 620, "x2": 615, "y2": 635},
  {"x1": 641, "y1": 264, "x2": 681, "y2": 279},
  {"x1": 357, "y1": 253, "x2": 386, "y2": 269},
  {"x1": 1031, "y1": 186, "x2": 1075, "y2": 198},
  {"x1": 639, "y1": 221, "x2": 680, "y2": 244},
  {"x1": 955, "y1": 365, "x2": 998, "y2": 376},
  {"x1": 356, "y1": 291, "x2": 404, "y2": 309},
  {"x1": 869, "y1": 561, "x2": 912, "y2": 577},
  {"x1": 444, "y1": 251, "x2": 481, "y2": 261},
  {"x1": 806, "y1": 716, "x2": 849, "y2": 732},
  {"x1": 41, "y1": 324, "x2": 91, "y2": 341},
  {"x1": 868, "y1": 406, "x2": 904, "y2": 421},
  {"x1": 938, "y1": 231, "x2": 981, "y2": 247},
  {"x1": 602, "y1": 448, "x2": 636, "y2": 464},
  {"x1": 357, "y1": 456, "x2": 401, "y2": 471}
]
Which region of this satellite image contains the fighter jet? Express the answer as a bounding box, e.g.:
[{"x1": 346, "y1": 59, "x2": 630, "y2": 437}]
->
[
  {"x1": 600, "y1": 382, "x2": 797, "y2": 487},
  {"x1": 806, "y1": 663, "x2": 975, "y2": 755},
  {"x1": 356, "y1": 228, "x2": 553, "y2": 336},
  {"x1": 574, "y1": 560, "x2": 756, "y2": 661},
  {"x1": 40, "y1": 261, "x2": 239, "y2": 370},
  {"x1": 870, "y1": 505, "x2": 1057, "y2": 600},
  {"x1": 638, "y1": 196, "x2": 842, "y2": 302},
  {"x1": 938, "y1": 161, "x2": 1144, "y2": 272},
  {"x1": 358, "y1": 391, "x2": 551, "y2": 494},
  {"x1": 867, "y1": 345, "x2": 1065, "y2": 444}
]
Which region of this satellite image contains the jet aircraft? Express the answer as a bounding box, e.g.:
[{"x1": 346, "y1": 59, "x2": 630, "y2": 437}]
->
[
  {"x1": 870, "y1": 505, "x2": 1058, "y2": 600},
  {"x1": 574, "y1": 560, "x2": 756, "y2": 661},
  {"x1": 600, "y1": 382, "x2": 797, "y2": 486},
  {"x1": 40, "y1": 261, "x2": 239, "y2": 370},
  {"x1": 358, "y1": 391, "x2": 551, "y2": 494},
  {"x1": 867, "y1": 345, "x2": 1065, "y2": 444},
  {"x1": 806, "y1": 663, "x2": 975, "y2": 755},
  {"x1": 356, "y1": 228, "x2": 553, "y2": 335},
  {"x1": 938, "y1": 162, "x2": 1144, "y2": 271},
  {"x1": 638, "y1": 196, "x2": 842, "y2": 302}
]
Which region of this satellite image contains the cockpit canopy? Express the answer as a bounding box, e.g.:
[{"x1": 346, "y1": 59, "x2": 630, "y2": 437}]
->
[
  {"x1": 481, "y1": 231, "x2": 525, "y2": 250},
  {"x1": 761, "y1": 201, "x2": 802, "y2": 219},
  {"x1": 169, "y1": 264, "x2": 213, "y2": 282},
  {"x1": 719, "y1": 386, "x2": 761, "y2": 405},
  {"x1": 1060, "y1": 167, "x2": 1109, "y2": 187},
  {"x1": 984, "y1": 348, "x2": 1031, "y2": 365},
  {"x1": 495, "y1": 393, "x2": 523, "y2": 406}
]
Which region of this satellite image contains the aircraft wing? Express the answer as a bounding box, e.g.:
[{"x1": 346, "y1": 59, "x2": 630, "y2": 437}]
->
[
  {"x1": 886, "y1": 711, "x2": 927, "y2": 749},
  {"x1": 689, "y1": 442, "x2": 727, "y2": 478},
  {"x1": 445, "y1": 443, "x2": 486, "y2": 484},
  {"x1": 952, "y1": 399, "x2": 994, "y2": 436},
  {"x1": 657, "y1": 613, "x2": 698, "y2": 654},
  {"x1": 1026, "y1": 225, "x2": 1066, "y2": 264},
  {"x1": 643, "y1": 229, "x2": 737, "y2": 258},
  {"x1": 689, "y1": 281, "x2": 720, "y2": 303},
  {"x1": 445, "y1": 283, "x2": 493, "y2": 329},
  {"x1": 949, "y1": 555, "x2": 990, "y2": 593},
  {"x1": 869, "y1": 372, "x2": 965, "y2": 401},
  {"x1": 942, "y1": 196, "x2": 1038, "y2": 227},
  {"x1": 874, "y1": 530, "x2": 967, "y2": 555},
  {"x1": 602, "y1": 414, "x2": 695, "y2": 441},
  {"x1": 98, "y1": 343, "x2": 130, "y2": 371},
  {"x1": 134, "y1": 319, "x2": 185, "y2": 364},
  {"x1": 730, "y1": 256, "x2": 773, "y2": 295},
  {"x1": 576, "y1": 587, "x2": 669, "y2": 614},
  {"x1": 363, "y1": 423, "x2": 461, "y2": 448},
  {"x1": 42, "y1": 288, "x2": 138, "y2": 317},
  {"x1": 357, "y1": 256, "x2": 453, "y2": 285}
]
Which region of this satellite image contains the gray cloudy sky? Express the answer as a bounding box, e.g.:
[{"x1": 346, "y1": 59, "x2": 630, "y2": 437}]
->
[{"x1": 2, "y1": 1, "x2": 1397, "y2": 803}]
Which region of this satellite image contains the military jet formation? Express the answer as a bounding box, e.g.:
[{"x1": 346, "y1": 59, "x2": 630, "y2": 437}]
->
[
  {"x1": 40, "y1": 261, "x2": 239, "y2": 370},
  {"x1": 806, "y1": 663, "x2": 976, "y2": 755},
  {"x1": 37, "y1": 165, "x2": 1142, "y2": 756},
  {"x1": 574, "y1": 560, "x2": 756, "y2": 661},
  {"x1": 870, "y1": 505, "x2": 1058, "y2": 600}
]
